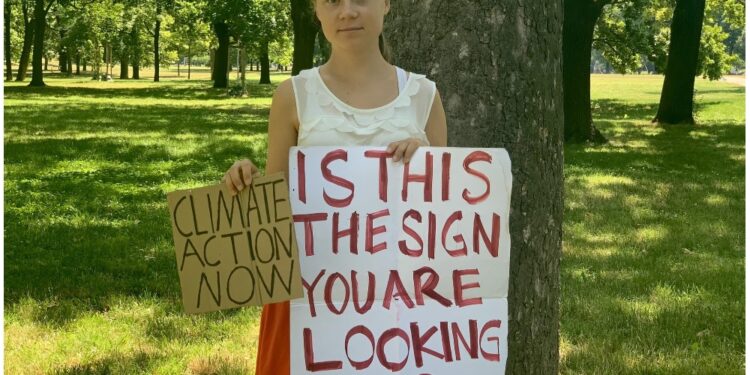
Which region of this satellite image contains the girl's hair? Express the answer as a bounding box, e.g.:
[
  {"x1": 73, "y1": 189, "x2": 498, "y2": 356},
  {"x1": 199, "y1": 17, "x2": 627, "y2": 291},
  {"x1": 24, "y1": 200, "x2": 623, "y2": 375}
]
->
[{"x1": 310, "y1": 0, "x2": 392, "y2": 62}]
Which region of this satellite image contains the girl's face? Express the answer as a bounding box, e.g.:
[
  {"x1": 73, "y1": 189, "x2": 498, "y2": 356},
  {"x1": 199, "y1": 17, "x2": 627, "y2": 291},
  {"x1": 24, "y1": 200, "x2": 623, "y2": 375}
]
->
[{"x1": 314, "y1": 0, "x2": 390, "y2": 51}]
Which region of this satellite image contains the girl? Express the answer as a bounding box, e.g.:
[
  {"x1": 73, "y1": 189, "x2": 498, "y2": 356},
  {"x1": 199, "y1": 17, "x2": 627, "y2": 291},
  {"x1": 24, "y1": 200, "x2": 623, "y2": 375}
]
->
[{"x1": 223, "y1": 0, "x2": 447, "y2": 373}]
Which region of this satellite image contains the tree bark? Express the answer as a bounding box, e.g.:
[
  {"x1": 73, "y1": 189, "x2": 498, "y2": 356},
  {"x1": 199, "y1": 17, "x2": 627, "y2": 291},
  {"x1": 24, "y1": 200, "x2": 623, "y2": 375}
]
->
[
  {"x1": 5, "y1": 2, "x2": 13, "y2": 81},
  {"x1": 131, "y1": 26, "x2": 140, "y2": 79},
  {"x1": 75, "y1": 54, "x2": 80, "y2": 75},
  {"x1": 563, "y1": 0, "x2": 607, "y2": 143},
  {"x1": 67, "y1": 56, "x2": 72, "y2": 74},
  {"x1": 259, "y1": 39, "x2": 271, "y2": 84},
  {"x1": 57, "y1": 15, "x2": 68, "y2": 73},
  {"x1": 387, "y1": 1, "x2": 563, "y2": 373},
  {"x1": 654, "y1": 0, "x2": 707, "y2": 124},
  {"x1": 29, "y1": 0, "x2": 46, "y2": 87},
  {"x1": 212, "y1": 20, "x2": 229, "y2": 88},
  {"x1": 188, "y1": 44, "x2": 192, "y2": 79},
  {"x1": 120, "y1": 52, "x2": 129, "y2": 79},
  {"x1": 290, "y1": 0, "x2": 318, "y2": 75},
  {"x1": 15, "y1": 1, "x2": 34, "y2": 82},
  {"x1": 153, "y1": 0, "x2": 161, "y2": 82}
]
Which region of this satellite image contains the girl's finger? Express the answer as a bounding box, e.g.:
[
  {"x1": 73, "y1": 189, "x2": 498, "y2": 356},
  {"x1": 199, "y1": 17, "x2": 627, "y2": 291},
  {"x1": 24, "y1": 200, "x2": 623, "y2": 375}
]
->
[
  {"x1": 393, "y1": 142, "x2": 409, "y2": 162},
  {"x1": 240, "y1": 163, "x2": 255, "y2": 185},
  {"x1": 229, "y1": 168, "x2": 245, "y2": 195},
  {"x1": 403, "y1": 141, "x2": 420, "y2": 163}
]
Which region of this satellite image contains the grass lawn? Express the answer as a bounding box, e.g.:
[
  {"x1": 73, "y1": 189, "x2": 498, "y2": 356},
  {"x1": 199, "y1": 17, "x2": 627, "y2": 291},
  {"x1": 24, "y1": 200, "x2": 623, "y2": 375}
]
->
[{"x1": 4, "y1": 70, "x2": 745, "y2": 374}]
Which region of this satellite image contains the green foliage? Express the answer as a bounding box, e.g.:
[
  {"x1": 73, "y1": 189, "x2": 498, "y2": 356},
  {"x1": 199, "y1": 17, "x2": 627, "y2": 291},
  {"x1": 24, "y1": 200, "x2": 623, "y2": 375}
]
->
[{"x1": 593, "y1": 0, "x2": 745, "y2": 79}]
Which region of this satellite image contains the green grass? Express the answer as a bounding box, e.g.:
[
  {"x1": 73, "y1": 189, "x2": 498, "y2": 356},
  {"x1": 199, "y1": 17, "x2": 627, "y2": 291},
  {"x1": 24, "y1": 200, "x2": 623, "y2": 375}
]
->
[
  {"x1": 4, "y1": 71, "x2": 745, "y2": 374},
  {"x1": 561, "y1": 75, "x2": 745, "y2": 374}
]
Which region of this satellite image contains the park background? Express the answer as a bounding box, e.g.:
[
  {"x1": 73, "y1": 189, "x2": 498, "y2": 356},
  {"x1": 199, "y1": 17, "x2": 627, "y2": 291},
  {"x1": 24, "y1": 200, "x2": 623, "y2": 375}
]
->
[{"x1": 3, "y1": 0, "x2": 746, "y2": 374}]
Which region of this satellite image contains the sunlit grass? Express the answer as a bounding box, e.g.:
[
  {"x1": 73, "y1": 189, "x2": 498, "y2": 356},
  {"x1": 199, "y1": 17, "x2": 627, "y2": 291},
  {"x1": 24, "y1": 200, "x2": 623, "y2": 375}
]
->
[
  {"x1": 4, "y1": 72, "x2": 744, "y2": 374},
  {"x1": 562, "y1": 75, "x2": 744, "y2": 374},
  {"x1": 5, "y1": 70, "x2": 282, "y2": 374}
]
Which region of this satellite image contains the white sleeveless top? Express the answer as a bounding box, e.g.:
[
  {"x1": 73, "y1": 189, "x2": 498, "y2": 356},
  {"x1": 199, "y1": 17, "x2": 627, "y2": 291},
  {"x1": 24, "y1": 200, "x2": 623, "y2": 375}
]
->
[{"x1": 291, "y1": 66, "x2": 436, "y2": 147}]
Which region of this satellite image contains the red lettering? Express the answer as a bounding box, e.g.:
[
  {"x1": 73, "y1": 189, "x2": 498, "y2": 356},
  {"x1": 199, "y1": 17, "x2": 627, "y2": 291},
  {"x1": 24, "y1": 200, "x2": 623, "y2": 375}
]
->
[
  {"x1": 427, "y1": 211, "x2": 436, "y2": 259},
  {"x1": 324, "y1": 272, "x2": 350, "y2": 315},
  {"x1": 293, "y1": 213, "x2": 328, "y2": 256},
  {"x1": 479, "y1": 320, "x2": 502, "y2": 362},
  {"x1": 453, "y1": 269, "x2": 482, "y2": 307},
  {"x1": 383, "y1": 270, "x2": 415, "y2": 309},
  {"x1": 297, "y1": 150, "x2": 307, "y2": 203},
  {"x1": 321, "y1": 149, "x2": 355, "y2": 208},
  {"x1": 410, "y1": 322, "x2": 443, "y2": 367},
  {"x1": 304, "y1": 328, "x2": 343, "y2": 371},
  {"x1": 345, "y1": 325, "x2": 376, "y2": 370},
  {"x1": 302, "y1": 270, "x2": 326, "y2": 317},
  {"x1": 462, "y1": 150, "x2": 492, "y2": 204},
  {"x1": 440, "y1": 321, "x2": 454, "y2": 362},
  {"x1": 402, "y1": 151, "x2": 433, "y2": 202},
  {"x1": 365, "y1": 209, "x2": 390, "y2": 254},
  {"x1": 452, "y1": 320, "x2": 479, "y2": 360},
  {"x1": 442, "y1": 152, "x2": 451, "y2": 201},
  {"x1": 376, "y1": 328, "x2": 410, "y2": 371},
  {"x1": 332, "y1": 212, "x2": 359, "y2": 254},
  {"x1": 442, "y1": 211, "x2": 467, "y2": 256},
  {"x1": 351, "y1": 271, "x2": 375, "y2": 314},
  {"x1": 473, "y1": 213, "x2": 500, "y2": 257},
  {"x1": 399, "y1": 209, "x2": 423, "y2": 257},
  {"x1": 364, "y1": 150, "x2": 392, "y2": 202},
  {"x1": 413, "y1": 266, "x2": 452, "y2": 307}
]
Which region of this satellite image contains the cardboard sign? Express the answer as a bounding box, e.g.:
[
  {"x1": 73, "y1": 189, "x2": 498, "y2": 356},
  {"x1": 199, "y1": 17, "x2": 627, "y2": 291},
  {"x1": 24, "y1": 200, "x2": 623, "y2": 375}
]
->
[
  {"x1": 288, "y1": 147, "x2": 512, "y2": 374},
  {"x1": 167, "y1": 172, "x2": 303, "y2": 314}
]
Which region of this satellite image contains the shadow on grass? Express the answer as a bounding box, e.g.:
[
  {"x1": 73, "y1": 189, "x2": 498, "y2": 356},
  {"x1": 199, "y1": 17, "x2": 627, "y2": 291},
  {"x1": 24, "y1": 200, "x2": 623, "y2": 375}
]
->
[
  {"x1": 5, "y1": 82, "x2": 271, "y2": 327},
  {"x1": 50, "y1": 350, "x2": 160, "y2": 375},
  {"x1": 561, "y1": 99, "x2": 744, "y2": 372}
]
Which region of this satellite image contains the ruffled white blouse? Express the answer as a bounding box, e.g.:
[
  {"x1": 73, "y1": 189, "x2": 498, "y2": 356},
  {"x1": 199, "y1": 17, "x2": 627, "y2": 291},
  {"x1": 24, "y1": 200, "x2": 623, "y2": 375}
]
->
[{"x1": 291, "y1": 66, "x2": 436, "y2": 147}]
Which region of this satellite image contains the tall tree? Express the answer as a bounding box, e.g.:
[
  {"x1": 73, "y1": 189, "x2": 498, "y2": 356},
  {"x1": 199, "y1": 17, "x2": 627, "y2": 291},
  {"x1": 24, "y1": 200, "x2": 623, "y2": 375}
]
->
[
  {"x1": 387, "y1": 1, "x2": 564, "y2": 372},
  {"x1": 211, "y1": 20, "x2": 230, "y2": 87},
  {"x1": 28, "y1": 0, "x2": 49, "y2": 86},
  {"x1": 563, "y1": 0, "x2": 608, "y2": 143},
  {"x1": 290, "y1": 0, "x2": 317, "y2": 75},
  {"x1": 654, "y1": 0, "x2": 707, "y2": 124},
  {"x1": 15, "y1": 0, "x2": 35, "y2": 81},
  {"x1": 5, "y1": 0, "x2": 13, "y2": 81}
]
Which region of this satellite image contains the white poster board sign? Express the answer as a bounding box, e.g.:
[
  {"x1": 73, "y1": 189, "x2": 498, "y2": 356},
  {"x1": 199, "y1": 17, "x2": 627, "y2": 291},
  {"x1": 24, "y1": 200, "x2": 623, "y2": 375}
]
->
[{"x1": 289, "y1": 146, "x2": 512, "y2": 374}]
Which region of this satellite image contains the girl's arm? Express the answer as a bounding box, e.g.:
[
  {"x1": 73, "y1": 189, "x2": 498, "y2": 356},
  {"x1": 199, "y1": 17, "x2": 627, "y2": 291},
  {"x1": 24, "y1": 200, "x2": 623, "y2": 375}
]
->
[
  {"x1": 223, "y1": 79, "x2": 298, "y2": 194},
  {"x1": 265, "y1": 79, "x2": 300, "y2": 178},
  {"x1": 387, "y1": 88, "x2": 448, "y2": 163}
]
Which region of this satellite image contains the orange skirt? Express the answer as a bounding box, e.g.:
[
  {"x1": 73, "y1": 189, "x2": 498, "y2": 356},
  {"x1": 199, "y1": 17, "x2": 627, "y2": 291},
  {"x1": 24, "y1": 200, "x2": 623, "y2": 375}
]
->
[{"x1": 255, "y1": 301, "x2": 290, "y2": 375}]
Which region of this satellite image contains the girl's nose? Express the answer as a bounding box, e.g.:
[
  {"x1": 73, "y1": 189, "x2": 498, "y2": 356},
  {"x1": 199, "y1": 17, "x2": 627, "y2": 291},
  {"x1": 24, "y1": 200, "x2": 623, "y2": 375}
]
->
[{"x1": 338, "y1": 0, "x2": 358, "y2": 19}]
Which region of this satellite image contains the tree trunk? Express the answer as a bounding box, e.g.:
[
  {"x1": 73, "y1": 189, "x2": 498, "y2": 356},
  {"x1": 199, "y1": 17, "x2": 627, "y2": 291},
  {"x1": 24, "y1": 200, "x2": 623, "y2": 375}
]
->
[
  {"x1": 290, "y1": 0, "x2": 318, "y2": 75},
  {"x1": 563, "y1": 0, "x2": 606, "y2": 143},
  {"x1": 15, "y1": 9, "x2": 34, "y2": 81},
  {"x1": 76, "y1": 54, "x2": 80, "y2": 75},
  {"x1": 153, "y1": 0, "x2": 161, "y2": 82},
  {"x1": 120, "y1": 52, "x2": 129, "y2": 79},
  {"x1": 654, "y1": 0, "x2": 707, "y2": 124},
  {"x1": 83, "y1": 59, "x2": 87, "y2": 71},
  {"x1": 57, "y1": 15, "x2": 68, "y2": 73},
  {"x1": 188, "y1": 44, "x2": 192, "y2": 79},
  {"x1": 259, "y1": 39, "x2": 271, "y2": 84},
  {"x1": 212, "y1": 20, "x2": 229, "y2": 88},
  {"x1": 387, "y1": 1, "x2": 563, "y2": 373},
  {"x1": 67, "y1": 57, "x2": 72, "y2": 74},
  {"x1": 43, "y1": 55, "x2": 47, "y2": 70},
  {"x1": 131, "y1": 26, "x2": 140, "y2": 79},
  {"x1": 29, "y1": 0, "x2": 46, "y2": 87},
  {"x1": 5, "y1": 2, "x2": 12, "y2": 81}
]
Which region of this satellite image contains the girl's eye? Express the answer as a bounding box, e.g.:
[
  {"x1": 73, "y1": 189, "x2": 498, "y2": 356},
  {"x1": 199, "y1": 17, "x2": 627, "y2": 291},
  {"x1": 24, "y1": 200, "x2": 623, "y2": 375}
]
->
[{"x1": 325, "y1": 0, "x2": 339, "y2": 4}]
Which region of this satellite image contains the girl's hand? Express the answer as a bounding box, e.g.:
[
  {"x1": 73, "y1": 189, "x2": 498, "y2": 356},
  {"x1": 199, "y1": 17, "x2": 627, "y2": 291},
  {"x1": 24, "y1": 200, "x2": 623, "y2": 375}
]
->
[
  {"x1": 222, "y1": 159, "x2": 260, "y2": 195},
  {"x1": 386, "y1": 137, "x2": 427, "y2": 164}
]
